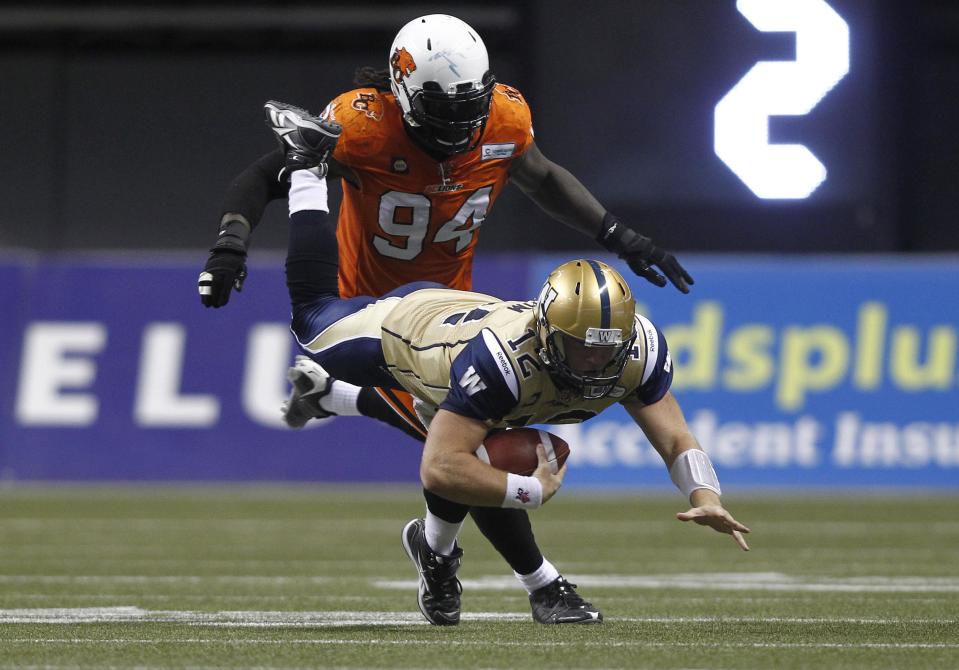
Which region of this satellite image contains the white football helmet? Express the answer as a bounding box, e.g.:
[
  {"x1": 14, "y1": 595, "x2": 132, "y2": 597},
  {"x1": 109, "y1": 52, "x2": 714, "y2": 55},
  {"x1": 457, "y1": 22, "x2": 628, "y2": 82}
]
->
[{"x1": 388, "y1": 14, "x2": 496, "y2": 154}]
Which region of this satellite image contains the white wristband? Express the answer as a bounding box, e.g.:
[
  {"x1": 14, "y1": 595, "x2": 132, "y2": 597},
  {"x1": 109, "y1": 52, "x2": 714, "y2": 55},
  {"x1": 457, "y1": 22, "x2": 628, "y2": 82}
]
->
[
  {"x1": 669, "y1": 449, "x2": 722, "y2": 502},
  {"x1": 502, "y1": 474, "x2": 543, "y2": 509}
]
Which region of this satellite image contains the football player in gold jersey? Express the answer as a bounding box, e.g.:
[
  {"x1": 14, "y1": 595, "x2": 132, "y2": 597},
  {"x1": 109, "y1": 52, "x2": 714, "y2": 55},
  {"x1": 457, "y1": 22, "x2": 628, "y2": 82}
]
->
[
  {"x1": 273, "y1": 114, "x2": 750, "y2": 625},
  {"x1": 199, "y1": 14, "x2": 696, "y2": 627}
]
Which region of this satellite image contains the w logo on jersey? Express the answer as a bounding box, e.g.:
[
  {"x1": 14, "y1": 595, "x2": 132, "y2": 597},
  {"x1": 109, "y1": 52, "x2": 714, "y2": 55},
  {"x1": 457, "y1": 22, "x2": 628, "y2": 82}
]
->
[
  {"x1": 391, "y1": 47, "x2": 417, "y2": 83},
  {"x1": 459, "y1": 366, "x2": 487, "y2": 396}
]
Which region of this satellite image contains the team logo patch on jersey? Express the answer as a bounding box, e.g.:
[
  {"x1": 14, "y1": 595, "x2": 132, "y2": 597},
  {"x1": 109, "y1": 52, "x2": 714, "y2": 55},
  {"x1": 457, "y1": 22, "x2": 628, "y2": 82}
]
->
[
  {"x1": 425, "y1": 183, "x2": 464, "y2": 193},
  {"x1": 497, "y1": 85, "x2": 524, "y2": 103},
  {"x1": 391, "y1": 47, "x2": 417, "y2": 83},
  {"x1": 391, "y1": 157, "x2": 408, "y2": 173},
  {"x1": 459, "y1": 365, "x2": 487, "y2": 396},
  {"x1": 351, "y1": 92, "x2": 382, "y2": 121},
  {"x1": 481, "y1": 143, "x2": 516, "y2": 161}
]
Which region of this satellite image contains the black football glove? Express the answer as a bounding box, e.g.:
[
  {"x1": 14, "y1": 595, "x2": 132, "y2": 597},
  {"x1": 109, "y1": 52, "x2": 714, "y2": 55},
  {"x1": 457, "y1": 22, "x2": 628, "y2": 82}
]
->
[
  {"x1": 597, "y1": 212, "x2": 694, "y2": 294},
  {"x1": 198, "y1": 218, "x2": 250, "y2": 308}
]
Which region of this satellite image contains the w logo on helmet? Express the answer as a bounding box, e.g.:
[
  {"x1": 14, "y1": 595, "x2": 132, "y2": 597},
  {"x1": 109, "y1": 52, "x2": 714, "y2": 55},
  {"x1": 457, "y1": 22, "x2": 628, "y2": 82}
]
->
[{"x1": 391, "y1": 47, "x2": 417, "y2": 83}]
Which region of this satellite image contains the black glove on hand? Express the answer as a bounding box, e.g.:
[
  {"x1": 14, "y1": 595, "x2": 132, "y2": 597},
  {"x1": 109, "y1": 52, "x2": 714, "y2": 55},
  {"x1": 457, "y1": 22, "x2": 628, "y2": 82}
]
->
[
  {"x1": 198, "y1": 218, "x2": 250, "y2": 308},
  {"x1": 597, "y1": 212, "x2": 694, "y2": 294}
]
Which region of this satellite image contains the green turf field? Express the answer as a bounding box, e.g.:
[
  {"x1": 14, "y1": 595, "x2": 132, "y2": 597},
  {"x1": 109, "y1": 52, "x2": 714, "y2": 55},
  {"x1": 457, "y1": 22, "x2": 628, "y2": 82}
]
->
[{"x1": 0, "y1": 486, "x2": 956, "y2": 669}]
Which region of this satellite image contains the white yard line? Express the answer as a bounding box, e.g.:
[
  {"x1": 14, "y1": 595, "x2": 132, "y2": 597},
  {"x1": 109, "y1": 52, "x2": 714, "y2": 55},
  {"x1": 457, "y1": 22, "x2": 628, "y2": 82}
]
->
[
  {"x1": 375, "y1": 572, "x2": 959, "y2": 593},
  {"x1": 0, "y1": 575, "x2": 329, "y2": 585},
  {"x1": 0, "y1": 519, "x2": 400, "y2": 531},
  {"x1": 4, "y1": 638, "x2": 959, "y2": 649},
  {"x1": 3, "y1": 571, "x2": 958, "y2": 592},
  {"x1": 0, "y1": 667, "x2": 328, "y2": 670},
  {"x1": 0, "y1": 607, "x2": 955, "y2": 626}
]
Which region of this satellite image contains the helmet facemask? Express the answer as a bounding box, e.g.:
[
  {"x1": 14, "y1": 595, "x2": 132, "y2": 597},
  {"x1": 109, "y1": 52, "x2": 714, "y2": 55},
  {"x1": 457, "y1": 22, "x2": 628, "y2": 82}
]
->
[
  {"x1": 540, "y1": 326, "x2": 636, "y2": 400},
  {"x1": 404, "y1": 72, "x2": 495, "y2": 154}
]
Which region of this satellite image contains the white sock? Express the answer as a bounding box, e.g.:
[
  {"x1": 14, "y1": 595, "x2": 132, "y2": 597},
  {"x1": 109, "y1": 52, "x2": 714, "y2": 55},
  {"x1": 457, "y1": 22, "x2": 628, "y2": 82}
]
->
[
  {"x1": 318, "y1": 380, "x2": 362, "y2": 416},
  {"x1": 424, "y1": 510, "x2": 463, "y2": 556},
  {"x1": 288, "y1": 170, "x2": 329, "y2": 213},
  {"x1": 515, "y1": 557, "x2": 560, "y2": 594}
]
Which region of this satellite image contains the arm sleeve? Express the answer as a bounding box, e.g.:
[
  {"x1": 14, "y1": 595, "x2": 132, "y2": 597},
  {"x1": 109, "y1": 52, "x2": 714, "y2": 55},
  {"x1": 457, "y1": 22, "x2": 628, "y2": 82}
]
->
[
  {"x1": 218, "y1": 148, "x2": 290, "y2": 230},
  {"x1": 440, "y1": 329, "x2": 521, "y2": 422},
  {"x1": 632, "y1": 317, "x2": 674, "y2": 406}
]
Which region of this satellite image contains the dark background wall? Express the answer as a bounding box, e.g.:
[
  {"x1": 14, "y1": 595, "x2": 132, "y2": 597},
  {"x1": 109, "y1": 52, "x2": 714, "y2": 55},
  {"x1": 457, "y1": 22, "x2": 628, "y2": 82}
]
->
[{"x1": 1, "y1": 1, "x2": 955, "y2": 254}]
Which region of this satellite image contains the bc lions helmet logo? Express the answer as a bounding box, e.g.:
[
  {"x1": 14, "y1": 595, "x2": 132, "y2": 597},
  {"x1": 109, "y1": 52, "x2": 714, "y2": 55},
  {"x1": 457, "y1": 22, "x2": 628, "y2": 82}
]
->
[{"x1": 391, "y1": 47, "x2": 417, "y2": 83}]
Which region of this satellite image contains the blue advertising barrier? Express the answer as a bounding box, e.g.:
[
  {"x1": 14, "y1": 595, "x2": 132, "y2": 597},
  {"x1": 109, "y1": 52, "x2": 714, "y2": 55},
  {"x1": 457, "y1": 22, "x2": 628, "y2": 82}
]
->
[
  {"x1": 530, "y1": 255, "x2": 959, "y2": 490},
  {"x1": 2, "y1": 251, "x2": 957, "y2": 488}
]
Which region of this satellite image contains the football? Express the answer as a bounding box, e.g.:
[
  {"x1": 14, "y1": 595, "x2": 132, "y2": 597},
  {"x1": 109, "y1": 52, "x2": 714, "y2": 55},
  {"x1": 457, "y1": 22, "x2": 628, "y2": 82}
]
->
[{"x1": 475, "y1": 428, "x2": 570, "y2": 476}]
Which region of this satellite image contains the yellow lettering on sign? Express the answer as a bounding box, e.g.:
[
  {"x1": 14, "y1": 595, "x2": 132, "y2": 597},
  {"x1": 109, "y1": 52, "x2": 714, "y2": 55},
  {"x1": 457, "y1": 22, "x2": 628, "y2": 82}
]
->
[{"x1": 777, "y1": 325, "x2": 849, "y2": 411}]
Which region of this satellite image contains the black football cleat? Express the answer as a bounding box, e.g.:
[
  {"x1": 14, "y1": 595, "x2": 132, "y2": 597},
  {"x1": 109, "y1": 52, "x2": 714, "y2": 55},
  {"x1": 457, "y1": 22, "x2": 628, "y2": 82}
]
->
[
  {"x1": 264, "y1": 100, "x2": 341, "y2": 177},
  {"x1": 402, "y1": 518, "x2": 463, "y2": 626},
  {"x1": 281, "y1": 355, "x2": 336, "y2": 429},
  {"x1": 529, "y1": 576, "x2": 603, "y2": 624}
]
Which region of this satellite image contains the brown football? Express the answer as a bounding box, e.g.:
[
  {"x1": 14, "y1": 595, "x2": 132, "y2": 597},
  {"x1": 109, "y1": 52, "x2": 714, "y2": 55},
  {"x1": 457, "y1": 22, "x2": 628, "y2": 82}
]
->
[{"x1": 475, "y1": 428, "x2": 570, "y2": 476}]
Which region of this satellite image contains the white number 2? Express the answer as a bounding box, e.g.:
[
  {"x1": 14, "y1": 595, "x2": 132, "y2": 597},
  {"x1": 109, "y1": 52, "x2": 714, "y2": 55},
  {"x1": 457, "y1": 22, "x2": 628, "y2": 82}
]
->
[
  {"x1": 374, "y1": 186, "x2": 492, "y2": 260},
  {"x1": 714, "y1": 0, "x2": 849, "y2": 200}
]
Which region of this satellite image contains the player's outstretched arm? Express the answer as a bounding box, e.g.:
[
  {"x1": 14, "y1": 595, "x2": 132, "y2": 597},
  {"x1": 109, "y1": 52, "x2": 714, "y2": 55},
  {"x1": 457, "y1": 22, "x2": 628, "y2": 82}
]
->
[
  {"x1": 623, "y1": 392, "x2": 750, "y2": 551},
  {"x1": 509, "y1": 142, "x2": 693, "y2": 293},
  {"x1": 199, "y1": 149, "x2": 286, "y2": 308},
  {"x1": 420, "y1": 409, "x2": 565, "y2": 509}
]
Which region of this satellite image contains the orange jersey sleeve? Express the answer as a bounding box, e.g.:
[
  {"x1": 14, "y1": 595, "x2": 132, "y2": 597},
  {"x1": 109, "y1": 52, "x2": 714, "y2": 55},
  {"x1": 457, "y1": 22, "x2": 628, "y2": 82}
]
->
[{"x1": 321, "y1": 85, "x2": 535, "y2": 298}]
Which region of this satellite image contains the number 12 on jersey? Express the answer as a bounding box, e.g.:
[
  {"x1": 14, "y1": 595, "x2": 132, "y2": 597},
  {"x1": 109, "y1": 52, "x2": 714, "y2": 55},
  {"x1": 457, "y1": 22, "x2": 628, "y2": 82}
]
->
[{"x1": 374, "y1": 186, "x2": 493, "y2": 260}]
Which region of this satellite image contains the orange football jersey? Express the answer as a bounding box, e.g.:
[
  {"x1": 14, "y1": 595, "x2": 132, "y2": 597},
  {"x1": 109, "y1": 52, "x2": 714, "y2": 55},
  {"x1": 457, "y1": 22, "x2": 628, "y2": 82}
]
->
[{"x1": 321, "y1": 84, "x2": 534, "y2": 298}]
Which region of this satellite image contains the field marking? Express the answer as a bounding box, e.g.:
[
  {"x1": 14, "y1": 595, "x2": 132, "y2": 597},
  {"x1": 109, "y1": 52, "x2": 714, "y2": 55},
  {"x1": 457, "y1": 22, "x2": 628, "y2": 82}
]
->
[
  {"x1": 0, "y1": 575, "x2": 329, "y2": 585},
  {"x1": 0, "y1": 519, "x2": 403, "y2": 531},
  {"x1": 3, "y1": 571, "x2": 958, "y2": 592},
  {"x1": 0, "y1": 668, "x2": 348, "y2": 670},
  {"x1": 4, "y1": 638, "x2": 959, "y2": 650},
  {"x1": 0, "y1": 607, "x2": 955, "y2": 627},
  {"x1": 375, "y1": 572, "x2": 959, "y2": 593}
]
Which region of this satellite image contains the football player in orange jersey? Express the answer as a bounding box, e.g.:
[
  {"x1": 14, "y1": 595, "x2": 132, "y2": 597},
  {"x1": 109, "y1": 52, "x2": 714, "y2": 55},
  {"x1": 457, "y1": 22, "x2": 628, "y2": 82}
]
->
[{"x1": 198, "y1": 14, "x2": 694, "y2": 625}]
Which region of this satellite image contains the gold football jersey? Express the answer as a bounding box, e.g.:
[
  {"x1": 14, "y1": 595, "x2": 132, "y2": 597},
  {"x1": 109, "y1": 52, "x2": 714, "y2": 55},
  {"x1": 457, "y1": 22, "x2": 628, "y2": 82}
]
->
[{"x1": 380, "y1": 288, "x2": 672, "y2": 428}]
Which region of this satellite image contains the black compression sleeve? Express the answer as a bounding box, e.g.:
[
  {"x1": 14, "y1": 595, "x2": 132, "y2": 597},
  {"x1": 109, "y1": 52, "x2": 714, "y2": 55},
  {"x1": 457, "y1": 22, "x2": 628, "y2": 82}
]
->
[{"x1": 219, "y1": 148, "x2": 289, "y2": 230}]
